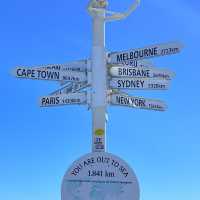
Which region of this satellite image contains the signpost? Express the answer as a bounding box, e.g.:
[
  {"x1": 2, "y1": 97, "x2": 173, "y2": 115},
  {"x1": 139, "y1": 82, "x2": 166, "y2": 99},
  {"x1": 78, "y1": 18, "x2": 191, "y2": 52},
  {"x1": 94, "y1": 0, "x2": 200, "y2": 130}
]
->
[
  {"x1": 50, "y1": 81, "x2": 89, "y2": 96},
  {"x1": 13, "y1": 67, "x2": 87, "y2": 82},
  {"x1": 61, "y1": 152, "x2": 140, "y2": 200},
  {"x1": 109, "y1": 66, "x2": 175, "y2": 80},
  {"x1": 110, "y1": 78, "x2": 169, "y2": 90},
  {"x1": 110, "y1": 93, "x2": 167, "y2": 111},
  {"x1": 36, "y1": 60, "x2": 87, "y2": 72},
  {"x1": 39, "y1": 92, "x2": 87, "y2": 107},
  {"x1": 12, "y1": 0, "x2": 183, "y2": 200},
  {"x1": 109, "y1": 41, "x2": 183, "y2": 64},
  {"x1": 113, "y1": 59, "x2": 154, "y2": 68}
]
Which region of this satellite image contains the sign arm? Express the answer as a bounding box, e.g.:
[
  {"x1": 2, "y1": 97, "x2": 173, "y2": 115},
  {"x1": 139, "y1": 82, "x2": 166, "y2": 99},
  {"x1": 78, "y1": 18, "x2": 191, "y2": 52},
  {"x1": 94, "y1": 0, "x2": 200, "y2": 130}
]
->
[{"x1": 49, "y1": 83, "x2": 72, "y2": 95}]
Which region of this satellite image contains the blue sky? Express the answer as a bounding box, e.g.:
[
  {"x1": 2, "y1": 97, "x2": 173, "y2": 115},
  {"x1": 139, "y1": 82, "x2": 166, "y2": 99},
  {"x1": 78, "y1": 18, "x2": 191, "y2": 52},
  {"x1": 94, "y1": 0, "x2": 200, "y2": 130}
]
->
[{"x1": 0, "y1": 0, "x2": 200, "y2": 200}]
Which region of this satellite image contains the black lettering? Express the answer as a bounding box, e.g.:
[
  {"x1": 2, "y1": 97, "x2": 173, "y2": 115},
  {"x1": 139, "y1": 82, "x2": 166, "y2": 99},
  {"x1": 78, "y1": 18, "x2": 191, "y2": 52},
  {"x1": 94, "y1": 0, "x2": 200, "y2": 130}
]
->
[
  {"x1": 117, "y1": 80, "x2": 122, "y2": 88},
  {"x1": 143, "y1": 49, "x2": 149, "y2": 57},
  {"x1": 118, "y1": 68, "x2": 122, "y2": 76},
  {"x1": 117, "y1": 54, "x2": 123, "y2": 62},
  {"x1": 140, "y1": 80, "x2": 144, "y2": 88},
  {"x1": 129, "y1": 52, "x2": 134, "y2": 60},
  {"x1": 71, "y1": 164, "x2": 83, "y2": 176},
  {"x1": 41, "y1": 71, "x2": 47, "y2": 79},
  {"x1": 56, "y1": 97, "x2": 60, "y2": 104},
  {"x1": 134, "y1": 51, "x2": 139, "y2": 59},
  {"x1": 26, "y1": 69, "x2": 32, "y2": 77},
  {"x1": 116, "y1": 96, "x2": 121, "y2": 104},
  {"x1": 17, "y1": 69, "x2": 22, "y2": 76},
  {"x1": 41, "y1": 98, "x2": 46, "y2": 105}
]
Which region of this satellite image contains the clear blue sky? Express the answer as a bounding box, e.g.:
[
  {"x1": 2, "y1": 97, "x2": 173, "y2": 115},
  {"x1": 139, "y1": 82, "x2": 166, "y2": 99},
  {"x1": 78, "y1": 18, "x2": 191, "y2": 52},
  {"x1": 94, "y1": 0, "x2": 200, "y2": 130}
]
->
[{"x1": 0, "y1": 0, "x2": 200, "y2": 200}]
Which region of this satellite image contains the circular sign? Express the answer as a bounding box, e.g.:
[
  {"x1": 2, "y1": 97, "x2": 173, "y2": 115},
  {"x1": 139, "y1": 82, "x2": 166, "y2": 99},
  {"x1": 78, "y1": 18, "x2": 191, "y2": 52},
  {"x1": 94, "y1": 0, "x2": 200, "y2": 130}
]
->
[{"x1": 61, "y1": 152, "x2": 140, "y2": 200}]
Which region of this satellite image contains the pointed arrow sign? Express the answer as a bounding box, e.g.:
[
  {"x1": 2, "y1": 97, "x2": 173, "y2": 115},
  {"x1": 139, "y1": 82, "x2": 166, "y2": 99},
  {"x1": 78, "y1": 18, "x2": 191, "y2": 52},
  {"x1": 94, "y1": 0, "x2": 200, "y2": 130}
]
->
[
  {"x1": 109, "y1": 66, "x2": 175, "y2": 80},
  {"x1": 13, "y1": 67, "x2": 87, "y2": 82},
  {"x1": 50, "y1": 81, "x2": 89, "y2": 96},
  {"x1": 35, "y1": 60, "x2": 87, "y2": 72},
  {"x1": 108, "y1": 41, "x2": 183, "y2": 64},
  {"x1": 49, "y1": 83, "x2": 73, "y2": 96},
  {"x1": 110, "y1": 93, "x2": 167, "y2": 111},
  {"x1": 112, "y1": 59, "x2": 154, "y2": 68},
  {"x1": 110, "y1": 78, "x2": 169, "y2": 90},
  {"x1": 39, "y1": 92, "x2": 87, "y2": 107}
]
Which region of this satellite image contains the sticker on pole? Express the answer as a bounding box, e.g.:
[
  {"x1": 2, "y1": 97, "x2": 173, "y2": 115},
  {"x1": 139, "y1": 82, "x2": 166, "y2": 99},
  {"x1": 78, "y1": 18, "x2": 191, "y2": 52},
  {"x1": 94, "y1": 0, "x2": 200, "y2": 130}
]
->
[{"x1": 61, "y1": 152, "x2": 140, "y2": 200}]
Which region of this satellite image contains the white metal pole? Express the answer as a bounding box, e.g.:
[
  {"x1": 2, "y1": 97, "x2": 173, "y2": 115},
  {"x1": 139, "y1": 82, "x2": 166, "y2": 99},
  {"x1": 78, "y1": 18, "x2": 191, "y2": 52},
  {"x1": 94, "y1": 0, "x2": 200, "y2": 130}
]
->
[
  {"x1": 88, "y1": 0, "x2": 140, "y2": 152},
  {"x1": 90, "y1": 5, "x2": 107, "y2": 152}
]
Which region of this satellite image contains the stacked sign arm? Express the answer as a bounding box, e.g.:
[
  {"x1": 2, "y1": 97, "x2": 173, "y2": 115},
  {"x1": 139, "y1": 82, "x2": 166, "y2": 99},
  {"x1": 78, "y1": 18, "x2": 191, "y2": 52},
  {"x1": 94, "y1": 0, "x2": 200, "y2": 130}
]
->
[
  {"x1": 50, "y1": 81, "x2": 89, "y2": 96},
  {"x1": 39, "y1": 92, "x2": 87, "y2": 107},
  {"x1": 108, "y1": 41, "x2": 183, "y2": 64},
  {"x1": 109, "y1": 66, "x2": 175, "y2": 80},
  {"x1": 109, "y1": 92, "x2": 167, "y2": 111},
  {"x1": 107, "y1": 42, "x2": 183, "y2": 112},
  {"x1": 13, "y1": 66, "x2": 87, "y2": 82},
  {"x1": 110, "y1": 78, "x2": 170, "y2": 90},
  {"x1": 107, "y1": 59, "x2": 155, "y2": 68},
  {"x1": 12, "y1": 61, "x2": 90, "y2": 109}
]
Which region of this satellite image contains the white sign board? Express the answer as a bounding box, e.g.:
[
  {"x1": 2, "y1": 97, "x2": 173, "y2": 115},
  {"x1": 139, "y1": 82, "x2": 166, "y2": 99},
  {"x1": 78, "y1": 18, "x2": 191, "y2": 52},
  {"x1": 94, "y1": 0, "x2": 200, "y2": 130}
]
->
[
  {"x1": 110, "y1": 66, "x2": 174, "y2": 80},
  {"x1": 50, "y1": 83, "x2": 74, "y2": 96},
  {"x1": 109, "y1": 42, "x2": 183, "y2": 64},
  {"x1": 13, "y1": 67, "x2": 87, "y2": 82},
  {"x1": 39, "y1": 93, "x2": 87, "y2": 107},
  {"x1": 34, "y1": 59, "x2": 87, "y2": 72},
  {"x1": 50, "y1": 81, "x2": 89, "y2": 96},
  {"x1": 110, "y1": 94, "x2": 167, "y2": 111},
  {"x1": 61, "y1": 152, "x2": 140, "y2": 200},
  {"x1": 29, "y1": 60, "x2": 88, "y2": 85},
  {"x1": 112, "y1": 59, "x2": 154, "y2": 68},
  {"x1": 110, "y1": 78, "x2": 169, "y2": 90},
  {"x1": 71, "y1": 81, "x2": 89, "y2": 92}
]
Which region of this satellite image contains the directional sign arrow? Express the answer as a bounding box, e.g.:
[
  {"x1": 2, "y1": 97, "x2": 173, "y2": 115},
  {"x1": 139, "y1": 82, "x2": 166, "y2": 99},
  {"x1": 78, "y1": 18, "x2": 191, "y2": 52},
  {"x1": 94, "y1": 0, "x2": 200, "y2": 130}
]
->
[
  {"x1": 35, "y1": 59, "x2": 87, "y2": 72},
  {"x1": 13, "y1": 67, "x2": 87, "y2": 82},
  {"x1": 109, "y1": 66, "x2": 175, "y2": 80},
  {"x1": 39, "y1": 92, "x2": 87, "y2": 107},
  {"x1": 110, "y1": 78, "x2": 169, "y2": 90},
  {"x1": 50, "y1": 81, "x2": 89, "y2": 96},
  {"x1": 110, "y1": 93, "x2": 167, "y2": 111},
  {"x1": 49, "y1": 83, "x2": 74, "y2": 96},
  {"x1": 110, "y1": 59, "x2": 154, "y2": 68},
  {"x1": 109, "y1": 41, "x2": 183, "y2": 64}
]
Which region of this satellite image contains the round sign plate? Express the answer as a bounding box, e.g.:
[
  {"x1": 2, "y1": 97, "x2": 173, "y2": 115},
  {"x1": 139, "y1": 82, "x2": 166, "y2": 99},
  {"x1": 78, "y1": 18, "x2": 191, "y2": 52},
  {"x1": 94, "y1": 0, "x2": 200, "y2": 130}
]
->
[{"x1": 61, "y1": 152, "x2": 140, "y2": 200}]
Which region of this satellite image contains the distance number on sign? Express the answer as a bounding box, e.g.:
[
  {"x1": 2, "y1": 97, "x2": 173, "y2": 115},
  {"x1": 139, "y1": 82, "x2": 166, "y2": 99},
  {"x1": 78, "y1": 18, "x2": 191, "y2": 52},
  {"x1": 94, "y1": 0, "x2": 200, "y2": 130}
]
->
[{"x1": 88, "y1": 170, "x2": 115, "y2": 178}]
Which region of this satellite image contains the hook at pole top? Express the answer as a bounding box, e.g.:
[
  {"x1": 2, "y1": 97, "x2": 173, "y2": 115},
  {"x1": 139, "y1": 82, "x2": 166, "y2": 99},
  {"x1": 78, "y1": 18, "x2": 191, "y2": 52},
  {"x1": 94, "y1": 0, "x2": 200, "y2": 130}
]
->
[
  {"x1": 88, "y1": 0, "x2": 141, "y2": 21},
  {"x1": 105, "y1": 0, "x2": 141, "y2": 21}
]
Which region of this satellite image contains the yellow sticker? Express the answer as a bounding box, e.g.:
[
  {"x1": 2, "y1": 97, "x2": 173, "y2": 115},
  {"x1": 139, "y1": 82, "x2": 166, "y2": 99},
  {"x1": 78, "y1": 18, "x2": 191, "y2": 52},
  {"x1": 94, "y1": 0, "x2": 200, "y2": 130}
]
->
[
  {"x1": 95, "y1": 129, "x2": 105, "y2": 136},
  {"x1": 99, "y1": 0, "x2": 107, "y2": 8}
]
